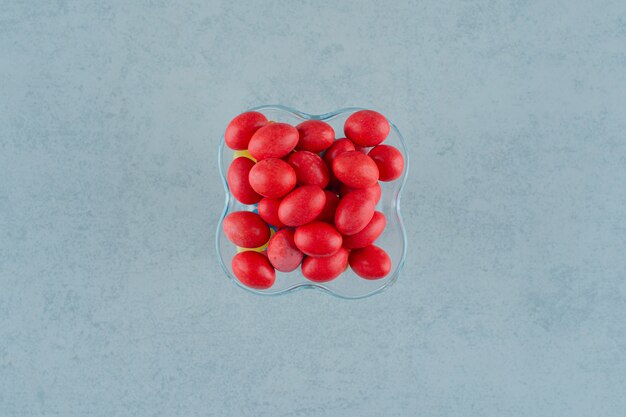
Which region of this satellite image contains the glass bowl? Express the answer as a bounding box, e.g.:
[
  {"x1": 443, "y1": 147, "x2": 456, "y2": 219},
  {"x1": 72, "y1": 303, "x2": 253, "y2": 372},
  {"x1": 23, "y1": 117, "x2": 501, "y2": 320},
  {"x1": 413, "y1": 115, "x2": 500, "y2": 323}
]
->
[{"x1": 216, "y1": 105, "x2": 409, "y2": 299}]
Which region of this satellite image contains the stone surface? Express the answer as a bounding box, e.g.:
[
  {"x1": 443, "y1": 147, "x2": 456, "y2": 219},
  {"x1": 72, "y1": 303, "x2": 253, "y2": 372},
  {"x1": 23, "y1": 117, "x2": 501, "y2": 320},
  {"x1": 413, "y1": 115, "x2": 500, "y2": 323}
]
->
[{"x1": 1, "y1": 1, "x2": 626, "y2": 416}]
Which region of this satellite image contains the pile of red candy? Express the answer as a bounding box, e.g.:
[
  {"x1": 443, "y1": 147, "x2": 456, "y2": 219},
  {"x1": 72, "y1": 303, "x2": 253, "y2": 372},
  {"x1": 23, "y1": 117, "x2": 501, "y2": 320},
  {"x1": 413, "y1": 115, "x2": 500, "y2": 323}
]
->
[{"x1": 222, "y1": 109, "x2": 404, "y2": 290}]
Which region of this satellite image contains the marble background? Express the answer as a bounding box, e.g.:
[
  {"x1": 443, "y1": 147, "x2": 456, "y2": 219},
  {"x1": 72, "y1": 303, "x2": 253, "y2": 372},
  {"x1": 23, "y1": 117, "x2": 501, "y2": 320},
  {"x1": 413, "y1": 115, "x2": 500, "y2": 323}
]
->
[{"x1": 1, "y1": 1, "x2": 626, "y2": 416}]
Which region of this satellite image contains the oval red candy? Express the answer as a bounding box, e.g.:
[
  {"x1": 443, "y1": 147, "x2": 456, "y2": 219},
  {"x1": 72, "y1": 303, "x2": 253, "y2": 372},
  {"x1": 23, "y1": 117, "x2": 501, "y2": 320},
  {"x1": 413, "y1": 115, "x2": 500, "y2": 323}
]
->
[
  {"x1": 223, "y1": 211, "x2": 270, "y2": 248},
  {"x1": 278, "y1": 185, "x2": 326, "y2": 227},
  {"x1": 323, "y1": 139, "x2": 356, "y2": 191},
  {"x1": 232, "y1": 251, "x2": 276, "y2": 289},
  {"x1": 349, "y1": 245, "x2": 391, "y2": 279},
  {"x1": 248, "y1": 158, "x2": 296, "y2": 199},
  {"x1": 342, "y1": 211, "x2": 386, "y2": 249},
  {"x1": 225, "y1": 111, "x2": 268, "y2": 150},
  {"x1": 295, "y1": 120, "x2": 335, "y2": 153},
  {"x1": 339, "y1": 182, "x2": 381, "y2": 205},
  {"x1": 344, "y1": 110, "x2": 390, "y2": 147},
  {"x1": 302, "y1": 247, "x2": 349, "y2": 282},
  {"x1": 287, "y1": 151, "x2": 329, "y2": 188},
  {"x1": 267, "y1": 229, "x2": 303, "y2": 272},
  {"x1": 368, "y1": 144, "x2": 404, "y2": 181},
  {"x1": 332, "y1": 151, "x2": 379, "y2": 189},
  {"x1": 248, "y1": 123, "x2": 299, "y2": 160},
  {"x1": 316, "y1": 190, "x2": 340, "y2": 222},
  {"x1": 227, "y1": 157, "x2": 262, "y2": 204},
  {"x1": 322, "y1": 138, "x2": 355, "y2": 166},
  {"x1": 258, "y1": 197, "x2": 285, "y2": 228},
  {"x1": 294, "y1": 221, "x2": 342, "y2": 257},
  {"x1": 335, "y1": 189, "x2": 376, "y2": 235}
]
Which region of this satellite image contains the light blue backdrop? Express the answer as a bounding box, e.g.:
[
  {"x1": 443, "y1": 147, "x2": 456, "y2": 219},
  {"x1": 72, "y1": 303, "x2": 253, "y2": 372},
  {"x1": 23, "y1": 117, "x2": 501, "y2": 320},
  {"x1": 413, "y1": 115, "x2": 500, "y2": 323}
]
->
[{"x1": 1, "y1": 1, "x2": 625, "y2": 416}]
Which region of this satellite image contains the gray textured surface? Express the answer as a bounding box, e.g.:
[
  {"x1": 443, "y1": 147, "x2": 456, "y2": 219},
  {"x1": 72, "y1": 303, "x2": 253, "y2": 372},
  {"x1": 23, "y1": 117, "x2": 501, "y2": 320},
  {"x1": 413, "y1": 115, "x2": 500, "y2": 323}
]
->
[{"x1": 2, "y1": 1, "x2": 626, "y2": 416}]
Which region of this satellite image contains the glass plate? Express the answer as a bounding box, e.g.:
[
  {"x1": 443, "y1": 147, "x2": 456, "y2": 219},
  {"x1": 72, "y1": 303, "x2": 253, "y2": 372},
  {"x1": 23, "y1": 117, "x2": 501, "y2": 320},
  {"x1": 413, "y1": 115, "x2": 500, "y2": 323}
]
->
[{"x1": 216, "y1": 105, "x2": 409, "y2": 299}]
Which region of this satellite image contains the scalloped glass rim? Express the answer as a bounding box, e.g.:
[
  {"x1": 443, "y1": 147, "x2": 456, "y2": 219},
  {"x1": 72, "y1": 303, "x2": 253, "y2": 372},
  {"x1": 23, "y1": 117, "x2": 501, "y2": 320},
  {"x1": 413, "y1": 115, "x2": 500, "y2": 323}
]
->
[{"x1": 216, "y1": 105, "x2": 409, "y2": 299}]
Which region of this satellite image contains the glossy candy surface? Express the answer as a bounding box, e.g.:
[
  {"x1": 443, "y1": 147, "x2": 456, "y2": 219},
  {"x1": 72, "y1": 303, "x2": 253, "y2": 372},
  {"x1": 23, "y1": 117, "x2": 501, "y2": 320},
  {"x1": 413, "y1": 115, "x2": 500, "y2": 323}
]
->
[
  {"x1": 322, "y1": 138, "x2": 355, "y2": 165},
  {"x1": 332, "y1": 151, "x2": 379, "y2": 189},
  {"x1": 335, "y1": 189, "x2": 376, "y2": 235},
  {"x1": 248, "y1": 158, "x2": 296, "y2": 198},
  {"x1": 223, "y1": 211, "x2": 270, "y2": 248},
  {"x1": 296, "y1": 120, "x2": 335, "y2": 153},
  {"x1": 302, "y1": 248, "x2": 349, "y2": 282},
  {"x1": 248, "y1": 122, "x2": 299, "y2": 160},
  {"x1": 236, "y1": 227, "x2": 275, "y2": 253},
  {"x1": 294, "y1": 221, "x2": 342, "y2": 257},
  {"x1": 278, "y1": 185, "x2": 326, "y2": 227},
  {"x1": 317, "y1": 190, "x2": 340, "y2": 222},
  {"x1": 368, "y1": 144, "x2": 404, "y2": 181},
  {"x1": 227, "y1": 157, "x2": 262, "y2": 204},
  {"x1": 267, "y1": 229, "x2": 304, "y2": 272},
  {"x1": 288, "y1": 151, "x2": 329, "y2": 188},
  {"x1": 339, "y1": 183, "x2": 381, "y2": 204},
  {"x1": 232, "y1": 251, "x2": 276, "y2": 289},
  {"x1": 344, "y1": 110, "x2": 390, "y2": 147},
  {"x1": 257, "y1": 197, "x2": 285, "y2": 228},
  {"x1": 225, "y1": 111, "x2": 268, "y2": 150},
  {"x1": 348, "y1": 245, "x2": 391, "y2": 279},
  {"x1": 342, "y1": 211, "x2": 386, "y2": 249}
]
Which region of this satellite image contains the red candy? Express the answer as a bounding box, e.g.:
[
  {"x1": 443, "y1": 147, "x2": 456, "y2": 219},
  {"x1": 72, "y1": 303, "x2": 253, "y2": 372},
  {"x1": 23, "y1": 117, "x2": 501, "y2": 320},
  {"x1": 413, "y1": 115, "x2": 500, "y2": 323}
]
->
[
  {"x1": 335, "y1": 189, "x2": 376, "y2": 235},
  {"x1": 332, "y1": 151, "x2": 379, "y2": 189},
  {"x1": 296, "y1": 120, "x2": 335, "y2": 153},
  {"x1": 267, "y1": 229, "x2": 303, "y2": 272},
  {"x1": 225, "y1": 111, "x2": 268, "y2": 150},
  {"x1": 258, "y1": 197, "x2": 285, "y2": 228},
  {"x1": 344, "y1": 110, "x2": 390, "y2": 147},
  {"x1": 248, "y1": 158, "x2": 296, "y2": 198},
  {"x1": 294, "y1": 221, "x2": 342, "y2": 257},
  {"x1": 322, "y1": 138, "x2": 355, "y2": 165},
  {"x1": 302, "y1": 247, "x2": 349, "y2": 282},
  {"x1": 339, "y1": 182, "x2": 381, "y2": 205},
  {"x1": 278, "y1": 185, "x2": 326, "y2": 227},
  {"x1": 223, "y1": 211, "x2": 270, "y2": 248},
  {"x1": 348, "y1": 245, "x2": 391, "y2": 279},
  {"x1": 317, "y1": 190, "x2": 340, "y2": 222},
  {"x1": 342, "y1": 211, "x2": 386, "y2": 249},
  {"x1": 323, "y1": 139, "x2": 356, "y2": 190},
  {"x1": 222, "y1": 109, "x2": 403, "y2": 290},
  {"x1": 368, "y1": 144, "x2": 404, "y2": 181},
  {"x1": 227, "y1": 157, "x2": 262, "y2": 204},
  {"x1": 248, "y1": 123, "x2": 299, "y2": 160},
  {"x1": 232, "y1": 251, "x2": 276, "y2": 289},
  {"x1": 287, "y1": 151, "x2": 329, "y2": 188}
]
